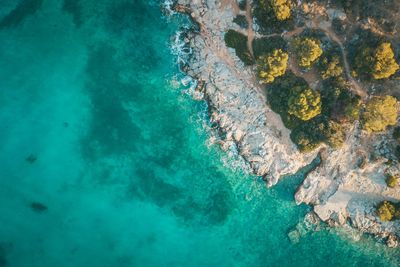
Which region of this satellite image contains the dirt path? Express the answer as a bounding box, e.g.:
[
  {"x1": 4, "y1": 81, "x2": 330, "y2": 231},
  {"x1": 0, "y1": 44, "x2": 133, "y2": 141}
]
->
[
  {"x1": 245, "y1": 0, "x2": 255, "y2": 59},
  {"x1": 259, "y1": 18, "x2": 367, "y2": 98},
  {"x1": 219, "y1": 2, "x2": 366, "y2": 100},
  {"x1": 287, "y1": 56, "x2": 321, "y2": 90},
  {"x1": 221, "y1": 0, "x2": 240, "y2": 15},
  {"x1": 316, "y1": 22, "x2": 367, "y2": 99}
]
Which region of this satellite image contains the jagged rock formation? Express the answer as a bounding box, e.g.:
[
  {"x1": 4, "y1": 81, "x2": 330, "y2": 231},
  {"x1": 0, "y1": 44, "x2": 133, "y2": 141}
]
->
[
  {"x1": 174, "y1": 0, "x2": 316, "y2": 187},
  {"x1": 172, "y1": 0, "x2": 400, "y2": 247}
]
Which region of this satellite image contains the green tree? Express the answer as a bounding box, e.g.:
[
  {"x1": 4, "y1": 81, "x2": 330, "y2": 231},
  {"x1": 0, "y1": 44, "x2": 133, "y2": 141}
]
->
[
  {"x1": 371, "y1": 42, "x2": 399, "y2": 80},
  {"x1": 376, "y1": 201, "x2": 397, "y2": 221},
  {"x1": 293, "y1": 37, "x2": 323, "y2": 68},
  {"x1": 319, "y1": 55, "x2": 343, "y2": 80},
  {"x1": 355, "y1": 42, "x2": 399, "y2": 79},
  {"x1": 288, "y1": 86, "x2": 322, "y2": 121},
  {"x1": 258, "y1": 49, "x2": 289, "y2": 83},
  {"x1": 270, "y1": 0, "x2": 291, "y2": 21},
  {"x1": 362, "y1": 96, "x2": 398, "y2": 132}
]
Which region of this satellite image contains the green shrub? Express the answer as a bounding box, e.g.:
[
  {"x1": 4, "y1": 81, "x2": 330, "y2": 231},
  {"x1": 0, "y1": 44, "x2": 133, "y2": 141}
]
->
[
  {"x1": 233, "y1": 15, "x2": 248, "y2": 29},
  {"x1": 342, "y1": 95, "x2": 361, "y2": 122},
  {"x1": 376, "y1": 201, "x2": 397, "y2": 221},
  {"x1": 290, "y1": 121, "x2": 324, "y2": 152},
  {"x1": 362, "y1": 96, "x2": 398, "y2": 132},
  {"x1": 290, "y1": 119, "x2": 346, "y2": 151},
  {"x1": 224, "y1": 30, "x2": 254, "y2": 65},
  {"x1": 238, "y1": 0, "x2": 247, "y2": 10},
  {"x1": 319, "y1": 78, "x2": 344, "y2": 118},
  {"x1": 332, "y1": 18, "x2": 346, "y2": 34},
  {"x1": 291, "y1": 130, "x2": 321, "y2": 152},
  {"x1": 393, "y1": 126, "x2": 400, "y2": 143},
  {"x1": 257, "y1": 49, "x2": 288, "y2": 83},
  {"x1": 386, "y1": 175, "x2": 399, "y2": 188},
  {"x1": 323, "y1": 121, "x2": 346, "y2": 149},
  {"x1": 318, "y1": 77, "x2": 360, "y2": 123},
  {"x1": 331, "y1": 88, "x2": 361, "y2": 122},
  {"x1": 252, "y1": 36, "x2": 287, "y2": 59}
]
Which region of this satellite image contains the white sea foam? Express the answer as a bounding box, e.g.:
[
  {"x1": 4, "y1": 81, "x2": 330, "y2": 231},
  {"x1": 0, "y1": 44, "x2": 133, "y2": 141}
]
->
[
  {"x1": 161, "y1": 0, "x2": 176, "y2": 15},
  {"x1": 170, "y1": 29, "x2": 192, "y2": 67}
]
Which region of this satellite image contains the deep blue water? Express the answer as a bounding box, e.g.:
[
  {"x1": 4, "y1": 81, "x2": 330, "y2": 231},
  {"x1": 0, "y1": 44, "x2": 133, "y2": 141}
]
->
[{"x1": 0, "y1": 0, "x2": 399, "y2": 266}]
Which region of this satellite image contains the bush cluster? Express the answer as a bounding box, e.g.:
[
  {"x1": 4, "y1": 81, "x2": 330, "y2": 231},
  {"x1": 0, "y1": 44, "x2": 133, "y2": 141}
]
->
[
  {"x1": 233, "y1": 15, "x2": 248, "y2": 29},
  {"x1": 320, "y1": 77, "x2": 361, "y2": 123},
  {"x1": 252, "y1": 36, "x2": 287, "y2": 59},
  {"x1": 266, "y1": 73, "x2": 347, "y2": 152},
  {"x1": 238, "y1": 0, "x2": 247, "y2": 10}
]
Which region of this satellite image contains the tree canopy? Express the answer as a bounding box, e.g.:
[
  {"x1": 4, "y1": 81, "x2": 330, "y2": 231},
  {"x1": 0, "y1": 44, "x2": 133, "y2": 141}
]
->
[
  {"x1": 288, "y1": 86, "x2": 322, "y2": 121},
  {"x1": 355, "y1": 42, "x2": 399, "y2": 79},
  {"x1": 270, "y1": 0, "x2": 292, "y2": 21},
  {"x1": 362, "y1": 96, "x2": 397, "y2": 132},
  {"x1": 258, "y1": 49, "x2": 288, "y2": 83},
  {"x1": 371, "y1": 43, "x2": 399, "y2": 80},
  {"x1": 293, "y1": 37, "x2": 323, "y2": 68}
]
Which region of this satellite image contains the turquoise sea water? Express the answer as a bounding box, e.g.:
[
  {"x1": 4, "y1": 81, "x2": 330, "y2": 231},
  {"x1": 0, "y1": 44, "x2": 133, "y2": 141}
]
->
[{"x1": 0, "y1": 0, "x2": 399, "y2": 266}]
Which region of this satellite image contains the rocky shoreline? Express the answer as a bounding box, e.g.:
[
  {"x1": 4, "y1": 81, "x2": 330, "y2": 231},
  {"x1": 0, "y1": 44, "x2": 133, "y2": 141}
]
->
[{"x1": 169, "y1": 0, "x2": 400, "y2": 248}]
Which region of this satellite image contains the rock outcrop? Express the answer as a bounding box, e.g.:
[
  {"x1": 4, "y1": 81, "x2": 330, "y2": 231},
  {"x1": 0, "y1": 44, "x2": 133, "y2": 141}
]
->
[
  {"x1": 173, "y1": 0, "x2": 316, "y2": 186},
  {"x1": 172, "y1": 0, "x2": 400, "y2": 247}
]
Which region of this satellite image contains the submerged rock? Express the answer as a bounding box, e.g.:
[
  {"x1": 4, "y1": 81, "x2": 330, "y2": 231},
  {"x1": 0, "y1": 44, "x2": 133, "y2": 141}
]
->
[
  {"x1": 25, "y1": 154, "x2": 37, "y2": 164},
  {"x1": 386, "y1": 234, "x2": 400, "y2": 248},
  {"x1": 30, "y1": 202, "x2": 48, "y2": 213},
  {"x1": 0, "y1": 245, "x2": 6, "y2": 267},
  {"x1": 288, "y1": 229, "x2": 301, "y2": 244}
]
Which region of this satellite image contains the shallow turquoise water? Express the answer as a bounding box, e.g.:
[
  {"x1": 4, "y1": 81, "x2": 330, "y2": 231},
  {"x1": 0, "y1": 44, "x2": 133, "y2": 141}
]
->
[{"x1": 0, "y1": 0, "x2": 399, "y2": 266}]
